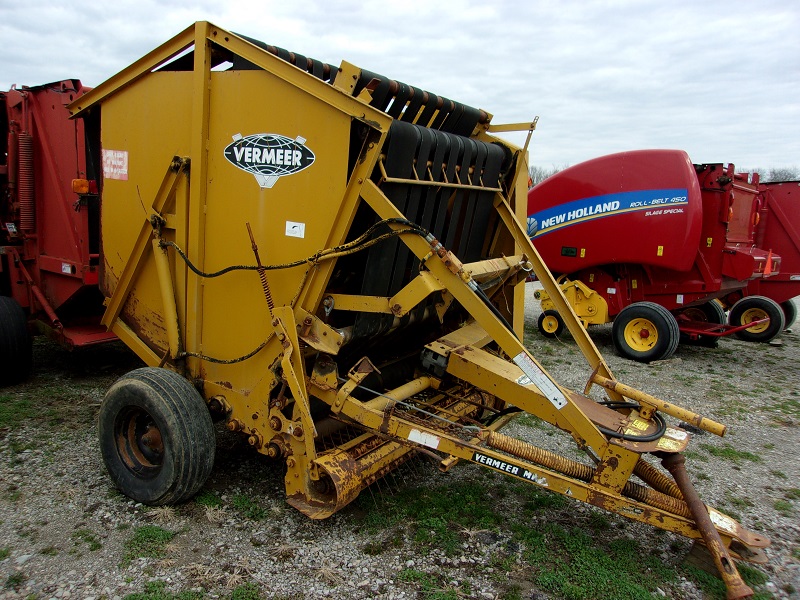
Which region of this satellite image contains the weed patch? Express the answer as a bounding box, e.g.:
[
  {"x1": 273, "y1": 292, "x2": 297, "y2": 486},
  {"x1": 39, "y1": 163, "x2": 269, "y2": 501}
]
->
[
  {"x1": 699, "y1": 443, "x2": 762, "y2": 464},
  {"x1": 123, "y1": 526, "x2": 175, "y2": 563}
]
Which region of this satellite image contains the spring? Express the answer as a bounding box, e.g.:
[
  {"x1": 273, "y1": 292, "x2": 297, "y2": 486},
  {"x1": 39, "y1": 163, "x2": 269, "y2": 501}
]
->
[{"x1": 18, "y1": 133, "x2": 35, "y2": 231}]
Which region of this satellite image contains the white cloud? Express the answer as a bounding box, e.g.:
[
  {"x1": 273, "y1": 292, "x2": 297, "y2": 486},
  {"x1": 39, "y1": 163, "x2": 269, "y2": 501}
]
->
[{"x1": 2, "y1": 0, "x2": 798, "y2": 168}]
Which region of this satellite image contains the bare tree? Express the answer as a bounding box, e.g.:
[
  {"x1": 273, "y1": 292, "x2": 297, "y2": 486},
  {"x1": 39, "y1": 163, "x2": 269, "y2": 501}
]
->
[
  {"x1": 741, "y1": 166, "x2": 799, "y2": 182},
  {"x1": 529, "y1": 164, "x2": 567, "y2": 187}
]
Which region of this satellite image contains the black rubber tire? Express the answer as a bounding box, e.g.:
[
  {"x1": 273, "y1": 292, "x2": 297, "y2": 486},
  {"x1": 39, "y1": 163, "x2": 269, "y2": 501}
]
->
[
  {"x1": 99, "y1": 367, "x2": 215, "y2": 505},
  {"x1": 728, "y1": 295, "x2": 785, "y2": 343},
  {"x1": 537, "y1": 310, "x2": 565, "y2": 338},
  {"x1": 0, "y1": 296, "x2": 33, "y2": 385},
  {"x1": 612, "y1": 302, "x2": 680, "y2": 362},
  {"x1": 677, "y1": 300, "x2": 727, "y2": 347},
  {"x1": 780, "y1": 299, "x2": 797, "y2": 330}
]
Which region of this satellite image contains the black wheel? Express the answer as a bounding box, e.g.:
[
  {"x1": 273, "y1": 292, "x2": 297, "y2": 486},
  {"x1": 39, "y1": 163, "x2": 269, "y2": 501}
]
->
[
  {"x1": 612, "y1": 302, "x2": 680, "y2": 362},
  {"x1": 780, "y1": 299, "x2": 797, "y2": 330},
  {"x1": 538, "y1": 310, "x2": 565, "y2": 338},
  {"x1": 728, "y1": 296, "x2": 785, "y2": 343},
  {"x1": 99, "y1": 367, "x2": 215, "y2": 505},
  {"x1": 0, "y1": 296, "x2": 32, "y2": 385},
  {"x1": 677, "y1": 300, "x2": 727, "y2": 347}
]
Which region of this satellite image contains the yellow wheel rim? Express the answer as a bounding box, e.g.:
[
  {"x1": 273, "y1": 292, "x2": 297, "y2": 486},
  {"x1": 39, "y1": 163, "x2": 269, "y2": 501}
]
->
[
  {"x1": 740, "y1": 308, "x2": 770, "y2": 333},
  {"x1": 541, "y1": 315, "x2": 560, "y2": 334},
  {"x1": 623, "y1": 318, "x2": 658, "y2": 351}
]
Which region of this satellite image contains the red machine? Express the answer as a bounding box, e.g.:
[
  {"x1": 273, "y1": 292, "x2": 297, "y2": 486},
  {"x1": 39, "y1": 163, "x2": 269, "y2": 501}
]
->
[
  {"x1": 0, "y1": 80, "x2": 116, "y2": 383},
  {"x1": 726, "y1": 180, "x2": 800, "y2": 330},
  {"x1": 527, "y1": 149, "x2": 782, "y2": 362}
]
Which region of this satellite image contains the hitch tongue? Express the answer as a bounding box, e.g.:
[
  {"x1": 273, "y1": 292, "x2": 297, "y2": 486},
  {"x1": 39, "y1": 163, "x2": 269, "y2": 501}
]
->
[{"x1": 662, "y1": 454, "x2": 753, "y2": 600}]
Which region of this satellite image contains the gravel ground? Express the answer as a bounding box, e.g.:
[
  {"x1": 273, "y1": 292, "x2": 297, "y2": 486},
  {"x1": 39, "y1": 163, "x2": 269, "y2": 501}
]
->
[{"x1": 0, "y1": 285, "x2": 798, "y2": 599}]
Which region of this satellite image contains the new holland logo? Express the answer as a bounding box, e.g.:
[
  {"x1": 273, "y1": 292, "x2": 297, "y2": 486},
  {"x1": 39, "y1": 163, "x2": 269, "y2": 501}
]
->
[{"x1": 224, "y1": 133, "x2": 315, "y2": 189}]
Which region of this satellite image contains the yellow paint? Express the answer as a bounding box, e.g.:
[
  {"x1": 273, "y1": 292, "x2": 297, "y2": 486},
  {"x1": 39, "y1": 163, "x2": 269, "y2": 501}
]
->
[{"x1": 657, "y1": 245, "x2": 664, "y2": 256}]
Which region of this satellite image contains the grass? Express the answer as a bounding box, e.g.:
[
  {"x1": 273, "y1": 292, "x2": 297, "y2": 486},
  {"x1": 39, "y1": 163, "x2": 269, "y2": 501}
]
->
[
  {"x1": 4, "y1": 572, "x2": 27, "y2": 590},
  {"x1": 195, "y1": 491, "x2": 222, "y2": 508},
  {"x1": 123, "y1": 526, "x2": 175, "y2": 563},
  {"x1": 231, "y1": 495, "x2": 266, "y2": 521},
  {"x1": 0, "y1": 547, "x2": 8, "y2": 560},
  {"x1": 123, "y1": 580, "x2": 204, "y2": 600},
  {"x1": 73, "y1": 528, "x2": 102, "y2": 551},
  {"x1": 699, "y1": 443, "x2": 762, "y2": 464},
  {"x1": 774, "y1": 500, "x2": 794, "y2": 516},
  {"x1": 685, "y1": 564, "x2": 772, "y2": 600}
]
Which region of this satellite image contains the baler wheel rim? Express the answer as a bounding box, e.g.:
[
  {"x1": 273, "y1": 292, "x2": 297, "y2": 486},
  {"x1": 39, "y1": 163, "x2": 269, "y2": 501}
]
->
[
  {"x1": 538, "y1": 310, "x2": 565, "y2": 338},
  {"x1": 729, "y1": 295, "x2": 785, "y2": 343},
  {"x1": 612, "y1": 302, "x2": 679, "y2": 362},
  {"x1": 99, "y1": 367, "x2": 216, "y2": 505}
]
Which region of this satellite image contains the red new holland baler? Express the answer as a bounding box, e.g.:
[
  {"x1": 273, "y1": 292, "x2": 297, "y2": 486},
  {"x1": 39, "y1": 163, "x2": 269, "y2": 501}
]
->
[
  {"x1": 0, "y1": 80, "x2": 116, "y2": 383},
  {"x1": 527, "y1": 149, "x2": 782, "y2": 362},
  {"x1": 728, "y1": 180, "x2": 800, "y2": 329}
]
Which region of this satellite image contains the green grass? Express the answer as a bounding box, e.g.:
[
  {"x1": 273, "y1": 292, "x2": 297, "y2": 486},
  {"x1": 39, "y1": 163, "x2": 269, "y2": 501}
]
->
[
  {"x1": 0, "y1": 395, "x2": 36, "y2": 428},
  {"x1": 699, "y1": 443, "x2": 762, "y2": 464},
  {"x1": 397, "y1": 568, "x2": 464, "y2": 599},
  {"x1": 770, "y1": 469, "x2": 788, "y2": 479},
  {"x1": 123, "y1": 526, "x2": 175, "y2": 563},
  {"x1": 774, "y1": 499, "x2": 794, "y2": 516},
  {"x1": 229, "y1": 583, "x2": 262, "y2": 600},
  {"x1": 194, "y1": 491, "x2": 222, "y2": 508},
  {"x1": 784, "y1": 488, "x2": 800, "y2": 500},
  {"x1": 231, "y1": 495, "x2": 266, "y2": 521},
  {"x1": 4, "y1": 572, "x2": 27, "y2": 590},
  {"x1": 685, "y1": 564, "x2": 772, "y2": 600},
  {"x1": 0, "y1": 547, "x2": 8, "y2": 560},
  {"x1": 73, "y1": 528, "x2": 102, "y2": 551},
  {"x1": 123, "y1": 580, "x2": 204, "y2": 600}
]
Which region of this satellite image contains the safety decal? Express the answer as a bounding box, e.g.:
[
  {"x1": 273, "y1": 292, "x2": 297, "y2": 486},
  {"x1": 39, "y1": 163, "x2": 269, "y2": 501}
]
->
[
  {"x1": 528, "y1": 188, "x2": 689, "y2": 238},
  {"x1": 102, "y1": 149, "x2": 129, "y2": 181},
  {"x1": 473, "y1": 452, "x2": 549, "y2": 486},
  {"x1": 224, "y1": 133, "x2": 315, "y2": 189},
  {"x1": 512, "y1": 352, "x2": 567, "y2": 409}
]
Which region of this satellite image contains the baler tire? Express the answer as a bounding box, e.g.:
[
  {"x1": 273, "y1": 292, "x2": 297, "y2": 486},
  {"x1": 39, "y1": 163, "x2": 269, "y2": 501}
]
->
[
  {"x1": 99, "y1": 367, "x2": 215, "y2": 505},
  {"x1": 729, "y1": 296, "x2": 785, "y2": 343},
  {"x1": 0, "y1": 296, "x2": 33, "y2": 385},
  {"x1": 677, "y1": 300, "x2": 727, "y2": 348},
  {"x1": 538, "y1": 310, "x2": 565, "y2": 338},
  {"x1": 612, "y1": 302, "x2": 680, "y2": 363},
  {"x1": 780, "y1": 300, "x2": 797, "y2": 330}
]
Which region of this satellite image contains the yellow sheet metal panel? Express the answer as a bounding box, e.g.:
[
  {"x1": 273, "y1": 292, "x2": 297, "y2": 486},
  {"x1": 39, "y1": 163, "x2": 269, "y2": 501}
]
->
[
  {"x1": 100, "y1": 72, "x2": 194, "y2": 357},
  {"x1": 197, "y1": 69, "x2": 352, "y2": 394}
]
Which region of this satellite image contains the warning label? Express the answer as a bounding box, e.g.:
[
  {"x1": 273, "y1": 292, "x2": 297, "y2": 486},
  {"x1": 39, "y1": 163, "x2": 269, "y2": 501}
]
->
[{"x1": 102, "y1": 149, "x2": 129, "y2": 181}]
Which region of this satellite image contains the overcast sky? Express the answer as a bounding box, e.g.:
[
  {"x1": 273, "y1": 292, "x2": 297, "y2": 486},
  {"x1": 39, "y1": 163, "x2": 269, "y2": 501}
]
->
[{"x1": 2, "y1": 0, "x2": 798, "y2": 170}]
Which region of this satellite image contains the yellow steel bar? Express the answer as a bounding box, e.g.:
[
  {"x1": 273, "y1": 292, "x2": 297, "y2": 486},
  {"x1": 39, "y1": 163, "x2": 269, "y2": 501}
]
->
[
  {"x1": 325, "y1": 294, "x2": 392, "y2": 313},
  {"x1": 388, "y1": 272, "x2": 444, "y2": 317},
  {"x1": 101, "y1": 158, "x2": 188, "y2": 329},
  {"x1": 184, "y1": 23, "x2": 213, "y2": 372},
  {"x1": 294, "y1": 131, "x2": 390, "y2": 313},
  {"x1": 151, "y1": 240, "x2": 181, "y2": 359},
  {"x1": 359, "y1": 180, "x2": 609, "y2": 451},
  {"x1": 272, "y1": 306, "x2": 318, "y2": 449},
  {"x1": 377, "y1": 160, "x2": 502, "y2": 192},
  {"x1": 490, "y1": 192, "x2": 621, "y2": 399},
  {"x1": 591, "y1": 374, "x2": 727, "y2": 437},
  {"x1": 68, "y1": 23, "x2": 196, "y2": 117},
  {"x1": 110, "y1": 320, "x2": 161, "y2": 366},
  {"x1": 487, "y1": 120, "x2": 538, "y2": 133},
  {"x1": 332, "y1": 392, "x2": 734, "y2": 545}
]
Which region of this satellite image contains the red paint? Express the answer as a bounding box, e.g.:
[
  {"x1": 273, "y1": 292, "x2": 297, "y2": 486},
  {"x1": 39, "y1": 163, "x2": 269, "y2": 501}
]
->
[
  {"x1": 1, "y1": 80, "x2": 113, "y2": 347},
  {"x1": 527, "y1": 149, "x2": 779, "y2": 318}
]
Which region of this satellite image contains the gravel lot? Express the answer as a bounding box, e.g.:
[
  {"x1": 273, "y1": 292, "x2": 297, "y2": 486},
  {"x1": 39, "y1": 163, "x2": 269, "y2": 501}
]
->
[{"x1": 0, "y1": 285, "x2": 797, "y2": 599}]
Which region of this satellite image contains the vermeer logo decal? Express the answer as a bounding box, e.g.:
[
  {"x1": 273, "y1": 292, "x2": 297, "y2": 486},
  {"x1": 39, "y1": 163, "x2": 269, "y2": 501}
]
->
[{"x1": 224, "y1": 133, "x2": 315, "y2": 189}]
